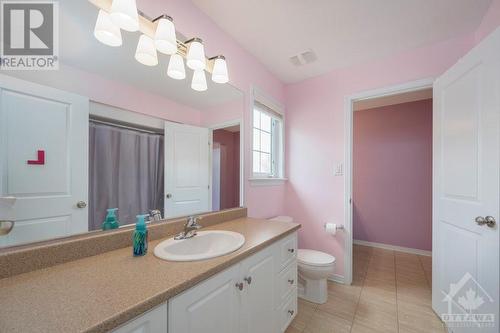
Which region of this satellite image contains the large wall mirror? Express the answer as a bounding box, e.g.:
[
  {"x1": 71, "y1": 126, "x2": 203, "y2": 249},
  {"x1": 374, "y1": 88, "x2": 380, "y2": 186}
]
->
[{"x1": 0, "y1": 1, "x2": 244, "y2": 248}]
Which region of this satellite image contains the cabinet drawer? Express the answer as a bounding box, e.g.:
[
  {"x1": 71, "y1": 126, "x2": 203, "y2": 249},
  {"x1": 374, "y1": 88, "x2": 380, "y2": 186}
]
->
[
  {"x1": 279, "y1": 291, "x2": 297, "y2": 333},
  {"x1": 277, "y1": 261, "x2": 297, "y2": 305},
  {"x1": 279, "y1": 233, "x2": 297, "y2": 270}
]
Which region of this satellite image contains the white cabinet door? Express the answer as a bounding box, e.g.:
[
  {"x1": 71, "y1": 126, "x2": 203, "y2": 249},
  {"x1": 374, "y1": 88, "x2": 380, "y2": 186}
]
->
[
  {"x1": 240, "y1": 246, "x2": 276, "y2": 333},
  {"x1": 169, "y1": 265, "x2": 240, "y2": 333},
  {"x1": 433, "y1": 28, "x2": 499, "y2": 332},
  {"x1": 112, "y1": 303, "x2": 167, "y2": 333},
  {"x1": 0, "y1": 74, "x2": 89, "y2": 247},
  {"x1": 164, "y1": 121, "x2": 210, "y2": 219}
]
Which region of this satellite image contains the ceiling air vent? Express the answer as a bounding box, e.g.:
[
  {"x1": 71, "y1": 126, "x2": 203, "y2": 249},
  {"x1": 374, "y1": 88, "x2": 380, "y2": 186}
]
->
[{"x1": 289, "y1": 49, "x2": 317, "y2": 67}]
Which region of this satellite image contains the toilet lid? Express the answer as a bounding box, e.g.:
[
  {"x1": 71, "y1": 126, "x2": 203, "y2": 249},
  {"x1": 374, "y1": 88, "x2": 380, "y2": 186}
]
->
[{"x1": 298, "y1": 249, "x2": 336, "y2": 267}]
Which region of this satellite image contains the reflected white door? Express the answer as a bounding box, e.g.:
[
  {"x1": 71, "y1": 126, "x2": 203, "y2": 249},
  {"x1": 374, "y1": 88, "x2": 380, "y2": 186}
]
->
[
  {"x1": 433, "y1": 29, "x2": 499, "y2": 332},
  {"x1": 0, "y1": 75, "x2": 89, "y2": 247},
  {"x1": 164, "y1": 121, "x2": 210, "y2": 218}
]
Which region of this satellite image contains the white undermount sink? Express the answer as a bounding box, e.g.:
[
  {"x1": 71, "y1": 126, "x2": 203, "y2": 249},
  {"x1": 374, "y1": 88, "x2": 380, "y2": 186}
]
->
[{"x1": 154, "y1": 230, "x2": 245, "y2": 261}]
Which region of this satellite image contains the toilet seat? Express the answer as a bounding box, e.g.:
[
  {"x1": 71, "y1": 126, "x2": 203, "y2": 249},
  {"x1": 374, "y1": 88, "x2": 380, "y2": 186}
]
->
[{"x1": 298, "y1": 249, "x2": 336, "y2": 267}]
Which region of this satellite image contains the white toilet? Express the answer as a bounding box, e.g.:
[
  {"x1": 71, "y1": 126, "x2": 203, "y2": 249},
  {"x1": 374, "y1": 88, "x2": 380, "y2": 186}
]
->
[{"x1": 269, "y1": 216, "x2": 336, "y2": 304}]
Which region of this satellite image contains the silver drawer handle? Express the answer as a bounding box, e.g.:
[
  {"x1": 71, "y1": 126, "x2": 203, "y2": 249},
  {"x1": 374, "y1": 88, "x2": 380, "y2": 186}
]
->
[
  {"x1": 288, "y1": 279, "x2": 294, "y2": 285},
  {"x1": 244, "y1": 276, "x2": 252, "y2": 285},
  {"x1": 288, "y1": 248, "x2": 295, "y2": 253},
  {"x1": 235, "y1": 282, "x2": 244, "y2": 291},
  {"x1": 288, "y1": 310, "x2": 294, "y2": 316}
]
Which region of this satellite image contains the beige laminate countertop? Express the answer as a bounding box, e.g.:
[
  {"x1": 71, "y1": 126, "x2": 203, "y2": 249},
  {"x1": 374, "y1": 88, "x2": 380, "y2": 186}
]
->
[{"x1": 0, "y1": 218, "x2": 300, "y2": 333}]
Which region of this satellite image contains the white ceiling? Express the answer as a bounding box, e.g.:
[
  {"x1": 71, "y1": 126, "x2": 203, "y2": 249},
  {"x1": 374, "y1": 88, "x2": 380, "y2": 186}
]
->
[
  {"x1": 191, "y1": 0, "x2": 492, "y2": 83},
  {"x1": 57, "y1": 1, "x2": 242, "y2": 110}
]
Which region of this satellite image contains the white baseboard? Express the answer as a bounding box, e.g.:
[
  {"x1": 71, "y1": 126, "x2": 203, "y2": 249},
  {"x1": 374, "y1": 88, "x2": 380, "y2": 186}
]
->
[
  {"x1": 328, "y1": 274, "x2": 345, "y2": 284},
  {"x1": 353, "y1": 239, "x2": 432, "y2": 256}
]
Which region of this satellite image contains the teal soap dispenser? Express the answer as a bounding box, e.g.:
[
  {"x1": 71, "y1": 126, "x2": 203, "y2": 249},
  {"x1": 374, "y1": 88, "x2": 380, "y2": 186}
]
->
[
  {"x1": 102, "y1": 208, "x2": 120, "y2": 230},
  {"x1": 133, "y1": 214, "x2": 149, "y2": 256}
]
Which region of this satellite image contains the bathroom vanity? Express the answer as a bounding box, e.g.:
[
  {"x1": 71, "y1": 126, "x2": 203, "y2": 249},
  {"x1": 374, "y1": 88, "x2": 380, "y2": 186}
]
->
[
  {"x1": 0, "y1": 211, "x2": 299, "y2": 333},
  {"x1": 114, "y1": 232, "x2": 298, "y2": 333}
]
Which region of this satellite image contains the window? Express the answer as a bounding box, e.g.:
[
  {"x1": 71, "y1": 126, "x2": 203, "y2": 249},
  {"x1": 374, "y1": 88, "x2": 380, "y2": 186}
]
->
[{"x1": 252, "y1": 101, "x2": 284, "y2": 178}]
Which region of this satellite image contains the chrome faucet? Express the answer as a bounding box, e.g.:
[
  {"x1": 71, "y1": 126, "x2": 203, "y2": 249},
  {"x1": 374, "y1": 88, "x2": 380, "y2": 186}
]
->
[
  {"x1": 149, "y1": 209, "x2": 163, "y2": 222},
  {"x1": 174, "y1": 216, "x2": 202, "y2": 240}
]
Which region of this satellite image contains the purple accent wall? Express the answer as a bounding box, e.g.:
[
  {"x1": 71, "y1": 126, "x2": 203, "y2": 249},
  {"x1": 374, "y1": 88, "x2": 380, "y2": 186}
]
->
[
  {"x1": 213, "y1": 129, "x2": 240, "y2": 209},
  {"x1": 353, "y1": 99, "x2": 433, "y2": 251}
]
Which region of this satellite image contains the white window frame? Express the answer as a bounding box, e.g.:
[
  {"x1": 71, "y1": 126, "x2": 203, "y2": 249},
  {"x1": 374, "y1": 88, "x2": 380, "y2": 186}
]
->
[{"x1": 250, "y1": 88, "x2": 287, "y2": 185}]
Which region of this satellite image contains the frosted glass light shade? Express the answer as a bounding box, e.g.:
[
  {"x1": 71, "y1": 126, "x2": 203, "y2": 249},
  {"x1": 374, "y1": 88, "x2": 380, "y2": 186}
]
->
[
  {"x1": 155, "y1": 17, "x2": 177, "y2": 55},
  {"x1": 191, "y1": 70, "x2": 207, "y2": 92},
  {"x1": 167, "y1": 54, "x2": 186, "y2": 80},
  {"x1": 186, "y1": 39, "x2": 206, "y2": 70},
  {"x1": 135, "y1": 34, "x2": 158, "y2": 66},
  {"x1": 211, "y1": 56, "x2": 229, "y2": 84},
  {"x1": 94, "y1": 10, "x2": 122, "y2": 47},
  {"x1": 110, "y1": 0, "x2": 139, "y2": 32}
]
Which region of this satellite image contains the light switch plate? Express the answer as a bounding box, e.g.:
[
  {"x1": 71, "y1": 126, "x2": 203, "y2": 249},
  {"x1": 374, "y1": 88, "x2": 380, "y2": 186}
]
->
[{"x1": 334, "y1": 162, "x2": 343, "y2": 176}]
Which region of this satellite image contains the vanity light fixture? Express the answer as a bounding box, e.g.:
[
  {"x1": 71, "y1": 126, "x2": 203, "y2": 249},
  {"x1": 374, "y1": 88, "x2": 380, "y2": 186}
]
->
[
  {"x1": 110, "y1": 0, "x2": 139, "y2": 32},
  {"x1": 135, "y1": 34, "x2": 158, "y2": 66},
  {"x1": 210, "y1": 55, "x2": 229, "y2": 84},
  {"x1": 167, "y1": 53, "x2": 186, "y2": 80},
  {"x1": 186, "y1": 38, "x2": 206, "y2": 71},
  {"x1": 191, "y1": 70, "x2": 208, "y2": 92},
  {"x1": 88, "y1": 0, "x2": 229, "y2": 91},
  {"x1": 94, "y1": 10, "x2": 122, "y2": 47},
  {"x1": 154, "y1": 15, "x2": 177, "y2": 55}
]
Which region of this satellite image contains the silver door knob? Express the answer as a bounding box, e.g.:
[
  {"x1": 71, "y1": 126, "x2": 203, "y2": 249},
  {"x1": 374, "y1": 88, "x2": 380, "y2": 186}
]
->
[
  {"x1": 76, "y1": 201, "x2": 87, "y2": 209},
  {"x1": 485, "y1": 216, "x2": 496, "y2": 228},
  {"x1": 166, "y1": 194, "x2": 172, "y2": 199},
  {"x1": 476, "y1": 216, "x2": 496, "y2": 228}
]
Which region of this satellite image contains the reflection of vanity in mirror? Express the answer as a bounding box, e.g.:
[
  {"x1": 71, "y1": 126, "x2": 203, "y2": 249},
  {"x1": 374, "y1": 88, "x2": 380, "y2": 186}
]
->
[{"x1": 0, "y1": 0, "x2": 244, "y2": 248}]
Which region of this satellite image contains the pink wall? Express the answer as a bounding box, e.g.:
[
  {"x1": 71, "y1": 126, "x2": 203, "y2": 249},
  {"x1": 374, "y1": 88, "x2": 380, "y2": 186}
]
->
[
  {"x1": 353, "y1": 100, "x2": 432, "y2": 251},
  {"x1": 284, "y1": 34, "x2": 474, "y2": 276},
  {"x1": 213, "y1": 129, "x2": 240, "y2": 209}
]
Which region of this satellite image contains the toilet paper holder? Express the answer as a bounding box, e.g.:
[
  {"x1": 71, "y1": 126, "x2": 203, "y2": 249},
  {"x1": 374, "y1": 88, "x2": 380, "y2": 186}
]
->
[{"x1": 324, "y1": 223, "x2": 345, "y2": 230}]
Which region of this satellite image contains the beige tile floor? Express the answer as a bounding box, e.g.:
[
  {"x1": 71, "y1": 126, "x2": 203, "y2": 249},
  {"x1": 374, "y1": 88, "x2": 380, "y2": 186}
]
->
[{"x1": 286, "y1": 244, "x2": 445, "y2": 333}]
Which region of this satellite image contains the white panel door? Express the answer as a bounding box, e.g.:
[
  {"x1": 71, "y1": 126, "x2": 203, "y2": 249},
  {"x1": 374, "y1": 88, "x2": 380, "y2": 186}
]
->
[
  {"x1": 168, "y1": 265, "x2": 240, "y2": 333},
  {"x1": 240, "y1": 246, "x2": 276, "y2": 333},
  {"x1": 433, "y1": 28, "x2": 499, "y2": 332},
  {"x1": 164, "y1": 121, "x2": 210, "y2": 218},
  {"x1": 0, "y1": 75, "x2": 89, "y2": 247}
]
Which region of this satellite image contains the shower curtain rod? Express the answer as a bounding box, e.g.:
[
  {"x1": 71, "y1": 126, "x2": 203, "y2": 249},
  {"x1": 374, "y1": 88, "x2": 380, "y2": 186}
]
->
[{"x1": 90, "y1": 118, "x2": 164, "y2": 135}]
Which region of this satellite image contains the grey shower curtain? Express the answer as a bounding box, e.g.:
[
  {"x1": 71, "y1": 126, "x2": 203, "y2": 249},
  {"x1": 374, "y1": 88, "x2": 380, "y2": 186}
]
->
[{"x1": 89, "y1": 122, "x2": 164, "y2": 230}]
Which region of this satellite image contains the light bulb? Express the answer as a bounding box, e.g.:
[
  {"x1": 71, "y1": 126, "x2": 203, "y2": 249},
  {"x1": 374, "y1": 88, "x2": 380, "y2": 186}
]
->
[
  {"x1": 211, "y1": 56, "x2": 229, "y2": 84},
  {"x1": 94, "y1": 10, "x2": 122, "y2": 47},
  {"x1": 167, "y1": 54, "x2": 186, "y2": 80},
  {"x1": 154, "y1": 16, "x2": 177, "y2": 55},
  {"x1": 135, "y1": 34, "x2": 158, "y2": 66},
  {"x1": 110, "y1": 0, "x2": 139, "y2": 32},
  {"x1": 186, "y1": 38, "x2": 206, "y2": 71},
  {"x1": 191, "y1": 70, "x2": 207, "y2": 92}
]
